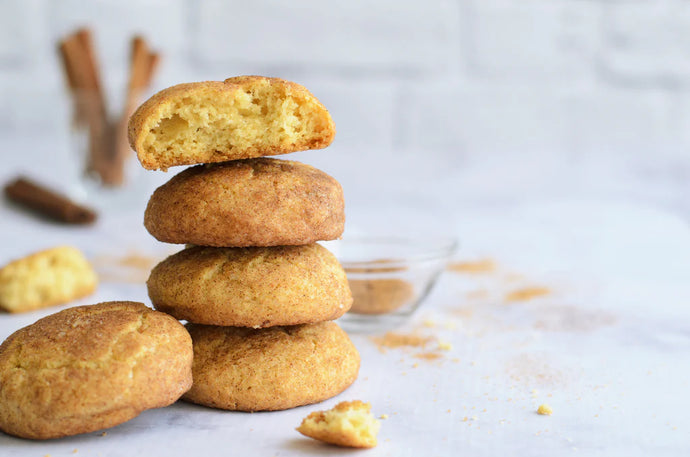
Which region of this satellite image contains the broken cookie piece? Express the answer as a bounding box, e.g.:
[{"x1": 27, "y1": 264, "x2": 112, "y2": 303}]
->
[
  {"x1": 297, "y1": 400, "x2": 380, "y2": 448},
  {"x1": 0, "y1": 246, "x2": 97, "y2": 313}
]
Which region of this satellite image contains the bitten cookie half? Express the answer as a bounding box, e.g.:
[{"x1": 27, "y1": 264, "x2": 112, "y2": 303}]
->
[
  {"x1": 144, "y1": 158, "x2": 345, "y2": 247},
  {"x1": 0, "y1": 246, "x2": 97, "y2": 313},
  {"x1": 0, "y1": 302, "x2": 193, "y2": 440},
  {"x1": 184, "y1": 322, "x2": 360, "y2": 411},
  {"x1": 148, "y1": 244, "x2": 352, "y2": 328},
  {"x1": 128, "y1": 76, "x2": 335, "y2": 170}
]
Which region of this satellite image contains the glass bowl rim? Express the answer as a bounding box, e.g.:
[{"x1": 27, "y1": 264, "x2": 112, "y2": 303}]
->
[{"x1": 332, "y1": 235, "x2": 459, "y2": 270}]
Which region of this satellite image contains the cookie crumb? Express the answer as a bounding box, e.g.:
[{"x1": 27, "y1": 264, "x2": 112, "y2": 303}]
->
[
  {"x1": 297, "y1": 400, "x2": 380, "y2": 448},
  {"x1": 379, "y1": 414, "x2": 388, "y2": 420},
  {"x1": 537, "y1": 404, "x2": 553, "y2": 416},
  {"x1": 438, "y1": 341, "x2": 453, "y2": 351},
  {"x1": 101, "y1": 431, "x2": 107, "y2": 436}
]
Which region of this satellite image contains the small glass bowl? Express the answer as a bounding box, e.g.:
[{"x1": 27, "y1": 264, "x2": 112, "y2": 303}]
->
[{"x1": 326, "y1": 236, "x2": 458, "y2": 333}]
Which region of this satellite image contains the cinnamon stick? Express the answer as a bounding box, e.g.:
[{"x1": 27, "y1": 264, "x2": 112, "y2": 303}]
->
[
  {"x1": 145, "y1": 52, "x2": 161, "y2": 87},
  {"x1": 57, "y1": 41, "x2": 78, "y2": 92},
  {"x1": 71, "y1": 28, "x2": 112, "y2": 185},
  {"x1": 129, "y1": 36, "x2": 150, "y2": 93},
  {"x1": 75, "y1": 28, "x2": 105, "y2": 99},
  {"x1": 4, "y1": 177, "x2": 97, "y2": 225},
  {"x1": 111, "y1": 37, "x2": 160, "y2": 186},
  {"x1": 58, "y1": 36, "x2": 90, "y2": 127},
  {"x1": 57, "y1": 30, "x2": 160, "y2": 188}
]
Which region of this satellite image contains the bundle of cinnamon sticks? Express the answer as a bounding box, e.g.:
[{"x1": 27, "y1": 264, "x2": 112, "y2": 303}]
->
[{"x1": 58, "y1": 28, "x2": 160, "y2": 186}]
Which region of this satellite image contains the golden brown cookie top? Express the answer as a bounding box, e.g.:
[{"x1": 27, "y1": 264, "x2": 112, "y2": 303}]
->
[
  {"x1": 184, "y1": 321, "x2": 360, "y2": 412},
  {"x1": 0, "y1": 302, "x2": 172, "y2": 366},
  {"x1": 143, "y1": 158, "x2": 345, "y2": 247},
  {"x1": 0, "y1": 301, "x2": 193, "y2": 439},
  {"x1": 128, "y1": 76, "x2": 335, "y2": 170},
  {"x1": 148, "y1": 244, "x2": 352, "y2": 328}
]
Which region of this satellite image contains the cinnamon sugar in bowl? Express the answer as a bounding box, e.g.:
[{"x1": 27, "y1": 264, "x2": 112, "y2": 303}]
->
[{"x1": 327, "y1": 236, "x2": 457, "y2": 332}]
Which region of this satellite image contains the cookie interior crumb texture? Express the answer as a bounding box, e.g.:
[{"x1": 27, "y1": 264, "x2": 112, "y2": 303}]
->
[
  {"x1": 129, "y1": 76, "x2": 335, "y2": 170},
  {"x1": 297, "y1": 400, "x2": 380, "y2": 448},
  {"x1": 0, "y1": 246, "x2": 97, "y2": 313}
]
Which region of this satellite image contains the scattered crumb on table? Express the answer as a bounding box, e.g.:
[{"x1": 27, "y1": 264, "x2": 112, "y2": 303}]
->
[
  {"x1": 438, "y1": 341, "x2": 453, "y2": 351},
  {"x1": 413, "y1": 352, "x2": 443, "y2": 361},
  {"x1": 370, "y1": 332, "x2": 434, "y2": 351},
  {"x1": 537, "y1": 404, "x2": 553, "y2": 416},
  {"x1": 447, "y1": 259, "x2": 496, "y2": 274},
  {"x1": 505, "y1": 286, "x2": 551, "y2": 302}
]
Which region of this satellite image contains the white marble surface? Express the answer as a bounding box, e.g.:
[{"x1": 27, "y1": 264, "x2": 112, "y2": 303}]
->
[{"x1": 0, "y1": 136, "x2": 689, "y2": 456}]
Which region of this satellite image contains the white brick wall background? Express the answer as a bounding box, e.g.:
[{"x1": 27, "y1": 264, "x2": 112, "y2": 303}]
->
[{"x1": 0, "y1": 0, "x2": 688, "y2": 208}]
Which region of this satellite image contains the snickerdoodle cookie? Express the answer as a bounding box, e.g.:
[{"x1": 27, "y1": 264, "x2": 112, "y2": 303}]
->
[
  {"x1": 0, "y1": 301, "x2": 193, "y2": 439},
  {"x1": 0, "y1": 246, "x2": 97, "y2": 313},
  {"x1": 128, "y1": 76, "x2": 335, "y2": 170},
  {"x1": 183, "y1": 322, "x2": 360, "y2": 411},
  {"x1": 144, "y1": 158, "x2": 344, "y2": 247},
  {"x1": 148, "y1": 244, "x2": 352, "y2": 328}
]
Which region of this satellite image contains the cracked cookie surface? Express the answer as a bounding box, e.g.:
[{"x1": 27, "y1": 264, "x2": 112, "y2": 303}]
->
[
  {"x1": 0, "y1": 301, "x2": 193, "y2": 439},
  {"x1": 183, "y1": 322, "x2": 359, "y2": 411},
  {"x1": 148, "y1": 244, "x2": 352, "y2": 328},
  {"x1": 143, "y1": 158, "x2": 344, "y2": 247}
]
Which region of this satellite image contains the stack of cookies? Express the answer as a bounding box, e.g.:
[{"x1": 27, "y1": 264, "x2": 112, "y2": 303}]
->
[{"x1": 128, "y1": 76, "x2": 360, "y2": 411}]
